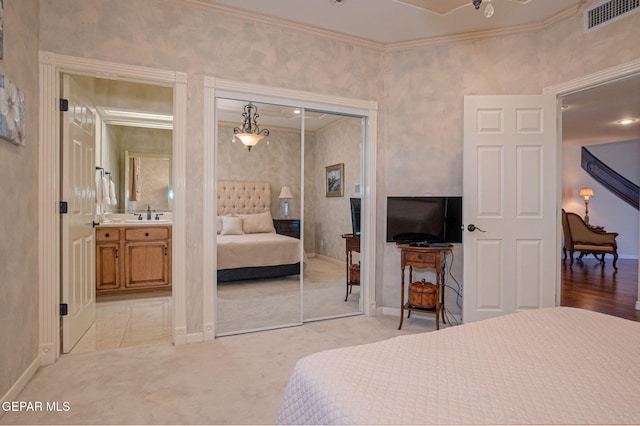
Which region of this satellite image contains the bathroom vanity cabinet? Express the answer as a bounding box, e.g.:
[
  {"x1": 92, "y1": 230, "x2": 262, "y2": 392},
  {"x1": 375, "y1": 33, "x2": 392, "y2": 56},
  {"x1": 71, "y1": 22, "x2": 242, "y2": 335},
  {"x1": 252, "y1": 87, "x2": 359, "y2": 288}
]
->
[{"x1": 96, "y1": 225, "x2": 172, "y2": 295}]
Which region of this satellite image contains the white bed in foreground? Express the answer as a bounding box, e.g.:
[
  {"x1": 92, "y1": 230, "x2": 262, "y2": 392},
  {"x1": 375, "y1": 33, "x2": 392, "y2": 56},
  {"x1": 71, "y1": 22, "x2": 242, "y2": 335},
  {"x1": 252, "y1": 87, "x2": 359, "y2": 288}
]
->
[{"x1": 276, "y1": 307, "x2": 640, "y2": 425}]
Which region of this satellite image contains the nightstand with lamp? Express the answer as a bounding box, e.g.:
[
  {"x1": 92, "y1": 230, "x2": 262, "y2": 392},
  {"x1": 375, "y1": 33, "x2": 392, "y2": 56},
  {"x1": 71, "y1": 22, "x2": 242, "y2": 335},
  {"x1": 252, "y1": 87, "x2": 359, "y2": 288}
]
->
[{"x1": 274, "y1": 186, "x2": 300, "y2": 239}]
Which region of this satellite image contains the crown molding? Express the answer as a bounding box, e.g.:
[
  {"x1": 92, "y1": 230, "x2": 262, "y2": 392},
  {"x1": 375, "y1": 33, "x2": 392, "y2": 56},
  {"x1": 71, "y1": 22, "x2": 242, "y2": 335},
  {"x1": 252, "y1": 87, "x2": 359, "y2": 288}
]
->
[
  {"x1": 385, "y1": 4, "x2": 579, "y2": 51},
  {"x1": 173, "y1": 0, "x2": 385, "y2": 51},
  {"x1": 171, "y1": 0, "x2": 579, "y2": 53}
]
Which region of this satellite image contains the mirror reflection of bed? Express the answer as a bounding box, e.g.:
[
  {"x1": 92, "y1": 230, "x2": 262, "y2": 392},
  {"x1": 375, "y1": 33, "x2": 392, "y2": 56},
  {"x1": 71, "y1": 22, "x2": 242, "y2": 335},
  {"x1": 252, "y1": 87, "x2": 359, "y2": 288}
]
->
[{"x1": 215, "y1": 99, "x2": 364, "y2": 335}]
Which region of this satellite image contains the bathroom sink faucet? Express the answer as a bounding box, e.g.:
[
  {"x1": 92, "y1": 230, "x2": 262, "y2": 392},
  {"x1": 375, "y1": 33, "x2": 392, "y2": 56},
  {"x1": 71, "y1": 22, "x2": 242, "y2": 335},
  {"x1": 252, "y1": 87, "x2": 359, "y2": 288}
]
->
[{"x1": 146, "y1": 204, "x2": 152, "y2": 221}]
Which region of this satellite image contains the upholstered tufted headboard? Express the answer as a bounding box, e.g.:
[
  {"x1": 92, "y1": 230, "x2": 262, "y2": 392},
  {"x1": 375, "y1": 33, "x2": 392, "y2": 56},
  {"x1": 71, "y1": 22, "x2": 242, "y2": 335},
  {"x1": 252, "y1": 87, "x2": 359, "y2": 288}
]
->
[{"x1": 217, "y1": 180, "x2": 271, "y2": 215}]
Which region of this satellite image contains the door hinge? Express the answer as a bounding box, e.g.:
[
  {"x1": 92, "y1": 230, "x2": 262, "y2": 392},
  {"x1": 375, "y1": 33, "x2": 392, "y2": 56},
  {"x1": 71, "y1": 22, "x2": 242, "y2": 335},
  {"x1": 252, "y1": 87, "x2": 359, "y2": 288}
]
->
[
  {"x1": 59, "y1": 201, "x2": 68, "y2": 214},
  {"x1": 59, "y1": 98, "x2": 69, "y2": 112},
  {"x1": 60, "y1": 304, "x2": 68, "y2": 316}
]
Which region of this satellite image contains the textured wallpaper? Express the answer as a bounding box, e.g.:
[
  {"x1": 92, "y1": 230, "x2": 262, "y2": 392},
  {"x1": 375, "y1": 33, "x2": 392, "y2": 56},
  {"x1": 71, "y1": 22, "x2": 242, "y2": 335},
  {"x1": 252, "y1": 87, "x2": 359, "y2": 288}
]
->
[
  {"x1": 0, "y1": 0, "x2": 40, "y2": 400},
  {"x1": 311, "y1": 117, "x2": 363, "y2": 261}
]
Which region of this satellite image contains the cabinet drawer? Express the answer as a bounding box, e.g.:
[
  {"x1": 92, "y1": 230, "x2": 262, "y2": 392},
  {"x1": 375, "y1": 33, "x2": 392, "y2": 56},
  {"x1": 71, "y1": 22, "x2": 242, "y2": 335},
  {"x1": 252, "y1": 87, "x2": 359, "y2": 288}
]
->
[
  {"x1": 276, "y1": 221, "x2": 299, "y2": 232},
  {"x1": 347, "y1": 238, "x2": 360, "y2": 252},
  {"x1": 96, "y1": 228, "x2": 120, "y2": 242},
  {"x1": 125, "y1": 227, "x2": 170, "y2": 241},
  {"x1": 403, "y1": 250, "x2": 436, "y2": 266},
  {"x1": 274, "y1": 219, "x2": 301, "y2": 239}
]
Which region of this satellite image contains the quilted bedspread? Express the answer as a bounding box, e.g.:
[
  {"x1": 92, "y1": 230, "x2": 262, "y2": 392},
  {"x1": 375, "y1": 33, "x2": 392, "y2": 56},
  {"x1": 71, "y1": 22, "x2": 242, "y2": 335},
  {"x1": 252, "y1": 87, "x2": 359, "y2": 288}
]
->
[{"x1": 276, "y1": 307, "x2": 640, "y2": 425}]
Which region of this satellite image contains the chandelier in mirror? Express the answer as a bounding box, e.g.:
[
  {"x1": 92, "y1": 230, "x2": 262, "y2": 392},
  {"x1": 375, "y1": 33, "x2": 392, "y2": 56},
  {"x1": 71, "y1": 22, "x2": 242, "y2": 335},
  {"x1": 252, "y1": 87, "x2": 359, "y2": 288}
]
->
[{"x1": 232, "y1": 102, "x2": 270, "y2": 152}]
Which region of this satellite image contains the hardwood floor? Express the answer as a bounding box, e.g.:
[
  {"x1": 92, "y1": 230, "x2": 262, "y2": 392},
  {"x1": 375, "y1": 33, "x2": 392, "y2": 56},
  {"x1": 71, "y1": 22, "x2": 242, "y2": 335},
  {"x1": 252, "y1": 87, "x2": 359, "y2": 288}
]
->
[{"x1": 561, "y1": 257, "x2": 639, "y2": 322}]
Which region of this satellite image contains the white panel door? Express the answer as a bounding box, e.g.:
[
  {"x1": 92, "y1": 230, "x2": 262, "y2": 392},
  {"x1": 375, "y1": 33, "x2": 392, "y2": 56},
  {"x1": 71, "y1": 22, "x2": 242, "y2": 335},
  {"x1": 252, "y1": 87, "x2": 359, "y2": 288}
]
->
[
  {"x1": 463, "y1": 95, "x2": 557, "y2": 323},
  {"x1": 61, "y1": 74, "x2": 97, "y2": 353}
]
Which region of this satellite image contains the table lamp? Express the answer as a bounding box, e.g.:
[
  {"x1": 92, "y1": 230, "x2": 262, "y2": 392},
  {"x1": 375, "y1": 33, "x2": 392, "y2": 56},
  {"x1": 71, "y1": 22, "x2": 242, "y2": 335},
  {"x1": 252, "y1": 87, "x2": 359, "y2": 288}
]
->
[
  {"x1": 279, "y1": 186, "x2": 293, "y2": 218},
  {"x1": 579, "y1": 187, "x2": 594, "y2": 224}
]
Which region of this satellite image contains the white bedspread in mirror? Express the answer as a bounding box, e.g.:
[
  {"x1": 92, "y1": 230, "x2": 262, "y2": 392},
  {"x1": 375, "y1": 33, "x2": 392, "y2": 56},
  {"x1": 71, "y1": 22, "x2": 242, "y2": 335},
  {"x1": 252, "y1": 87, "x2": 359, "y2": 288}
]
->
[{"x1": 217, "y1": 232, "x2": 302, "y2": 270}]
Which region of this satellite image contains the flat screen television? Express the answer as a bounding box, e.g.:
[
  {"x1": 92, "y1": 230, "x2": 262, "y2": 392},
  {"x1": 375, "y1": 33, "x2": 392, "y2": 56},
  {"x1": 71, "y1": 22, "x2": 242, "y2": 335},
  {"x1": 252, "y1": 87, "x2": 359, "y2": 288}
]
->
[
  {"x1": 350, "y1": 197, "x2": 361, "y2": 235},
  {"x1": 386, "y1": 196, "x2": 462, "y2": 243}
]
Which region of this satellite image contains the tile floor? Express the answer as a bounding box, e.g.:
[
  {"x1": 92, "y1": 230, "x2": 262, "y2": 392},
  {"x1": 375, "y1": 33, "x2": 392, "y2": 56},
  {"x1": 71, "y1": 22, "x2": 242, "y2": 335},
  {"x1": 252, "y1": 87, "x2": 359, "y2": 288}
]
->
[{"x1": 71, "y1": 292, "x2": 172, "y2": 354}]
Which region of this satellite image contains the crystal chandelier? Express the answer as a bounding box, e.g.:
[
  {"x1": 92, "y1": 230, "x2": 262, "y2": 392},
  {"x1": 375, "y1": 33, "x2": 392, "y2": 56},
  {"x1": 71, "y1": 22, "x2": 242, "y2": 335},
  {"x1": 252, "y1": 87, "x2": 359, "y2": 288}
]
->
[{"x1": 232, "y1": 102, "x2": 270, "y2": 152}]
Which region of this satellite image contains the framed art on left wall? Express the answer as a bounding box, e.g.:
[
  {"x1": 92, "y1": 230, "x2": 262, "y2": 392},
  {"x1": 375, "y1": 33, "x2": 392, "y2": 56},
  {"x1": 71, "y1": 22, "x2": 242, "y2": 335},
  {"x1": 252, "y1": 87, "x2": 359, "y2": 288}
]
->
[
  {"x1": 0, "y1": 74, "x2": 26, "y2": 146},
  {"x1": 0, "y1": 0, "x2": 4, "y2": 60}
]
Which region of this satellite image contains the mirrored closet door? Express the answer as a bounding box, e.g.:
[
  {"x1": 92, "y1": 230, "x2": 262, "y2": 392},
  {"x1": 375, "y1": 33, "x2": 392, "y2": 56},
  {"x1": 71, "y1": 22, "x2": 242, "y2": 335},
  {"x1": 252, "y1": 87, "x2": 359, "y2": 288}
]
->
[
  {"x1": 215, "y1": 99, "x2": 303, "y2": 335},
  {"x1": 303, "y1": 112, "x2": 364, "y2": 321},
  {"x1": 215, "y1": 98, "x2": 365, "y2": 336}
]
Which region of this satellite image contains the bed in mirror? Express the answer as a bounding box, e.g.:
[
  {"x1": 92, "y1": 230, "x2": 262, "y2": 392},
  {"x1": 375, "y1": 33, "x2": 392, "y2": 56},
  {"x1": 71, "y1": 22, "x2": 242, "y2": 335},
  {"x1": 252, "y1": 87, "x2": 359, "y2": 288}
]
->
[{"x1": 215, "y1": 97, "x2": 364, "y2": 336}]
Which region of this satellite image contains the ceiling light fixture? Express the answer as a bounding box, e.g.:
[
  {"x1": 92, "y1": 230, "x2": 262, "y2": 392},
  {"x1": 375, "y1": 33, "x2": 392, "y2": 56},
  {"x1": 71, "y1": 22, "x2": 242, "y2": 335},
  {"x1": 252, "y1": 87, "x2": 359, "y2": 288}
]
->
[
  {"x1": 232, "y1": 102, "x2": 270, "y2": 152},
  {"x1": 472, "y1": 0, "x2": 495, "y2": 18},
  {"x1": 617, "y1": 118, "x2": 639, "y2": 125},
  {"x1": 484, "y1": 1, "x2": 495, "y2": 18}
]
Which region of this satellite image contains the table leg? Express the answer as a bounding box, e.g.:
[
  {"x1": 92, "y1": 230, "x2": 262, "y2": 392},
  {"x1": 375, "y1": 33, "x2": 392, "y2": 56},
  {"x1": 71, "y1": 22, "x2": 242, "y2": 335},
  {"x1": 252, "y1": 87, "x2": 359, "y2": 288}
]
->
[{"x1": 398, "y1": 267, "x2": 405, "y2": 330}]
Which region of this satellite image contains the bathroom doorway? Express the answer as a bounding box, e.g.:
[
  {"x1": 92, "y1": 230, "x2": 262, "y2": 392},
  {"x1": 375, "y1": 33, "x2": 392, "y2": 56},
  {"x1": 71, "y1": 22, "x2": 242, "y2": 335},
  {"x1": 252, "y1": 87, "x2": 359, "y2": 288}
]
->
[
  {"x1": 38, "y1": 52, "x2": 187, "y2": 363},
  {"x1": 60, "y1": 72, "x2": 175, "y2": 354}
]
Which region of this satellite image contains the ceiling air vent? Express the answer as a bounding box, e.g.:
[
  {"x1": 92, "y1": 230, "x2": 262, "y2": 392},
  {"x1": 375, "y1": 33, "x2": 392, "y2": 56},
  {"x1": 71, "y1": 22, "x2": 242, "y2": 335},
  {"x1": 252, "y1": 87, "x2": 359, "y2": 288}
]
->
[{"x1": 584, "y1": 0, "x2": 640, "y2": 32}]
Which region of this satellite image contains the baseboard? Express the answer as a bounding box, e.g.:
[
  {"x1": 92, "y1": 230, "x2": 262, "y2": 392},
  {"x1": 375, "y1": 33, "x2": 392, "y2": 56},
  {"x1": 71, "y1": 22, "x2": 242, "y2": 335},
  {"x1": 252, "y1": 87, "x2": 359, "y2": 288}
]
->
[
  {"x1": 619, "y1": 254, "x2": 639, "y2": 260},
  {"x1": 203, "y1": 322, "x2": 215, "y2": 341},
  {"x1": 314, "y1": 254, "x2": 344, "y2": 266},
  {"x1": 0, "y1": 357, "x2": 40, "y2": 418},
  {"x1": 378, "y1": 306, "x2": 461, "y2": 323},
  {"x1": 186, "y1": 332, "x2": 204, "y2": 344},
  {"x1": 379, "y1": 306, "x2": 400, "y2": 316},
  {"x1": 39, "y1": 343, "x2": 56, "y2": 366},
  {"x1": 173, "y1": 326, "x2": 188, "y2": 345}
]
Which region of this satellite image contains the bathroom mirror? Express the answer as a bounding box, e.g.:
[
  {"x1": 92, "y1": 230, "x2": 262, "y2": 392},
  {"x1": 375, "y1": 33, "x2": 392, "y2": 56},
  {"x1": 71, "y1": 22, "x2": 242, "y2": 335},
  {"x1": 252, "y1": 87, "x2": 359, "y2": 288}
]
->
[
  {"x1": 94, "y1": 78, "x2": 174, "y2": 214},
  {"x1": 124, "y1": 150, "x2": 173, "y2": 212},
  {"x1": 101, "y1": 124, "x2": 173, "y2": 213}
]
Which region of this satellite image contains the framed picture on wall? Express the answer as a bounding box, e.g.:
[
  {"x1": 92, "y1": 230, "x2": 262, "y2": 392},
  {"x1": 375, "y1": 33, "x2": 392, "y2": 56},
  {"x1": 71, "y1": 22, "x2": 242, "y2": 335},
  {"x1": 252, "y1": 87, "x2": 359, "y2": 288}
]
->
[
  {"x1": 0, "y1": 0, "x2": 4, "y2": 59},
  {"x1": 0, "y1": 75, "x2": 26, "y2": 146},
  {"x1": 325, "y1": 163, "x2": 344, "y2": 197}
]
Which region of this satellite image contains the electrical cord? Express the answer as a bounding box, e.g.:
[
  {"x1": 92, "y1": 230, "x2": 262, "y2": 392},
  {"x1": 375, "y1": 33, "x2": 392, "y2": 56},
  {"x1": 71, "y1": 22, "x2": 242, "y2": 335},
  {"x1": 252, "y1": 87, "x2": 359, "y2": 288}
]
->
[
  {"x1": 444, "y1": 250, "x2": 462, "y2": 309},
  {"x1": 441, "y1": 250, "x2": 463, "y2": 326}
]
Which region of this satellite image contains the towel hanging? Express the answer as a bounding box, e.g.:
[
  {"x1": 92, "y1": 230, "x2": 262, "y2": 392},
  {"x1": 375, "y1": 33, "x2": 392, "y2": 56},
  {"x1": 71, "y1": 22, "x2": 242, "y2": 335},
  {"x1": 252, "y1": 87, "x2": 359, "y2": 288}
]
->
[
  {"x1": 109, "y1": 179, "x2": 117, "y2": 205},
  {"x1": 95, "y1": 168, "x2": 104, "y2": 206},
  {"x1": 101, "y1": 175, "x2": 111, "y2": 205}
]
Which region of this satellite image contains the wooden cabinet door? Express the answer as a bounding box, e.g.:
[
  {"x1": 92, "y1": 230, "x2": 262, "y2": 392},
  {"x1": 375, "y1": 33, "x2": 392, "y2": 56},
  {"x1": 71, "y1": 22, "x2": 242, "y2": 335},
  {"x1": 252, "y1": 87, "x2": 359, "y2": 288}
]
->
[
  {"x1": 96, "y1": 242, "x2": 121, "y2": 291},
  {"x1": 124, "y1": 241, "x2": 171, "y2": 288}
]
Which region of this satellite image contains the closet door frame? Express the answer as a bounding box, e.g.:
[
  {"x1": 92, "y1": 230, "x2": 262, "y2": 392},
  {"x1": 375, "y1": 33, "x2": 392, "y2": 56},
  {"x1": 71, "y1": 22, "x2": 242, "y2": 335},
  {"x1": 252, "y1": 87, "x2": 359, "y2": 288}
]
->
[{"x1": 202, "y1": 77, "x2": 378, "y2": 340}]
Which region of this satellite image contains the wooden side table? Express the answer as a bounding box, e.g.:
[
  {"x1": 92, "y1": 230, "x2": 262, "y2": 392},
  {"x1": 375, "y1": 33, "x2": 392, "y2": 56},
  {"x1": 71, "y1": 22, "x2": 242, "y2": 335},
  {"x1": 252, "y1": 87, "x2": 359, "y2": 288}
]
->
[
  {"x1": 273, "y1": 219, "x2": 301, "y2": 239},
  {"x1": 341, "y1": 234, "x2": 360, "y2": 301},
  {"x1": 397, "y1": 244, "x2": 451, "y2": 330}
]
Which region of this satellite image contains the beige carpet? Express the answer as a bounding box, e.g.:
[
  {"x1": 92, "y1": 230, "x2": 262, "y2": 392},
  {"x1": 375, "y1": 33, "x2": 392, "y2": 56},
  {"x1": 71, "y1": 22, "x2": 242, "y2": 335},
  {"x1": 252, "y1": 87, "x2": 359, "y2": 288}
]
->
[
  {"x1": 217, "y1": 256, "x2": 360, "y2": 334},
  {"x1": 1, "y1": 314, "x2": 439, "y2": 425}
]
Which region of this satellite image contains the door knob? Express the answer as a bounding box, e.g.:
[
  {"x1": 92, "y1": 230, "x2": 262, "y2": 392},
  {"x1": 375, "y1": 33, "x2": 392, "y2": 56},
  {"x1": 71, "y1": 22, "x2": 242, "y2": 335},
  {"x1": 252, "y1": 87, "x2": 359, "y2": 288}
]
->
[{"x1": 467, "y1": 224, "x2": 486, "y2": 232}]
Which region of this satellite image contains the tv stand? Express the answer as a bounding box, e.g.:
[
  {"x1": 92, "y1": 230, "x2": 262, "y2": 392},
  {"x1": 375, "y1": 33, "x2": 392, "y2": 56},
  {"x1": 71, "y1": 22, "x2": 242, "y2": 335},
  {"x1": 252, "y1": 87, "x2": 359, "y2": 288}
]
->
[
  {"x1": 341, "y1": 234, "x2": 360, "y2": 301},
  {"x1": 397, "y1": 243, "x2": 452, "y2": 330},
  {"x1": 409, "y1": 241, "x2": 429, "y2": 247}
]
